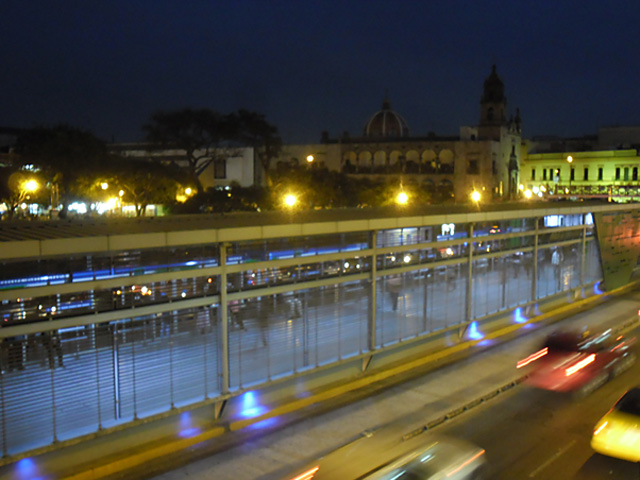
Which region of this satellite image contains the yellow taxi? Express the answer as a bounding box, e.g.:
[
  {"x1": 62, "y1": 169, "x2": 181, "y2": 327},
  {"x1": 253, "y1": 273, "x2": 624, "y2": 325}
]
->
[{"x1": 591, "y1": 387, "x2": 640, "y2": 462}]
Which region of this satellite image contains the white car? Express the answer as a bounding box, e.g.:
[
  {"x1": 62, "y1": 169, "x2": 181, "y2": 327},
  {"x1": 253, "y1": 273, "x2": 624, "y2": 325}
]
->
[{"x1": 288, "y1": 434, "x2": 487, "y2": 480}]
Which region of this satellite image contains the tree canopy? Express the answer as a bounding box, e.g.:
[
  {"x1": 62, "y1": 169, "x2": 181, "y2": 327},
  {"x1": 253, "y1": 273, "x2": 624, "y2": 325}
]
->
[
  {"x1": 230, "y1": 109, "x2": 282, "y2": 187},
  {"x1": 143, "y1": 108, "x2": 236, "y2": 190},
  {"x1": 14, "y1": 125, "x2": 108, "y2": 217},
  {"x1": 143, "y1": 107, "x2": 282, "y2": 189},
  {"x1": 99, "y1": 155, "x2": 188, "y2": 217}
]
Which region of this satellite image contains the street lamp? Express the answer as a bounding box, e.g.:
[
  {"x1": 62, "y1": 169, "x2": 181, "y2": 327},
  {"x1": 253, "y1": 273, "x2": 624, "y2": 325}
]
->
[
  {"x1": 283, "y1": 193, "x2": 298, "y2": 208},
  {"x1": 306, "y1": 155, "x2": 314, "y2": 164},
  {"x1": 471, "y1": 190, "x2": 481, "y2": 204},
  {"x1": 23, "y1": 179, "x2": 39, "y2": 194},
  {"x1": 567, "y1": 155, "x2": 573, "y2": 196},
  {"x1": 396, "y1": 191, "x2": 408, "y2": 206}
]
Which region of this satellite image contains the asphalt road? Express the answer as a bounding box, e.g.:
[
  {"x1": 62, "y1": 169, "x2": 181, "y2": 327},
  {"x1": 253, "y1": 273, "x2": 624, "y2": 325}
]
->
[
  {"x1": 147, "y1": 290, "x2": 640, "y2": 480},
  {"x1": 434, "y1": 339, "x2": 640, "y2": 479}
]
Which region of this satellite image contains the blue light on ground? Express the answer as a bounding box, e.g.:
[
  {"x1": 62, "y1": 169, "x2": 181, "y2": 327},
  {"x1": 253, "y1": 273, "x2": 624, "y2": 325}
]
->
[
  {"x1": 239, "y1": 391, "x2": 267, "y2": 419},
  {"x1": 178, "y1": 427, "x2": 201, "y2": 438},
  {"x1": 15, "y1": 458, "x2": 42, "y2": 480},
  {"x1": 246, "y1": 417, "x2": 280, "y2": 431},
  {"x1": 467, "y1": 321, "x2": 484, "y2": 340},
  {"x1": 178, "y1": 412, "x2": 201, "y2": 438},
  {"x1": 477, "y1": 339, "x2": 495, "y2": 347},
  {"x1": 594, "y1": 281, "x2": 604, "y2": 295},
  {"x1": 513, "y1": 307, "x2": 527, "y2": 324}
]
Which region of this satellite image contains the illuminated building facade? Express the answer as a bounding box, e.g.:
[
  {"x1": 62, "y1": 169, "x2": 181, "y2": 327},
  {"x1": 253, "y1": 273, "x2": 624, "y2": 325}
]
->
[{"x1": 279, "y1": 66, "x2": 523, "y2": 202}]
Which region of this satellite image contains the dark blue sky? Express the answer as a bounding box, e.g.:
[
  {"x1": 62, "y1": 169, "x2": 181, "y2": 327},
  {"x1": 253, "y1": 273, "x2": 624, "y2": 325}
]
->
[{"x1": 2, "y1": 0, "x2": 640, "y2": 144}]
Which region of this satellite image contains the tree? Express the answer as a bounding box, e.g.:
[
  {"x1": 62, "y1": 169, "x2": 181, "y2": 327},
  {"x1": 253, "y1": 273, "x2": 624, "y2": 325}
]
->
[
  {"x1": 232, "y1": 109, "x2": 282, "y2": 187},
  {"x1": 143, "y1": 108, "x2": 236, "y2": 191},
  {"x1": 106, "y1": 156, "x2": 186, "y2": 217},
  {"x1": 14, "y1": 125, "x2": 108, "y2": 218},
  {"x1": 0, "y1": 166, "x2": 46, "y2": 219}
]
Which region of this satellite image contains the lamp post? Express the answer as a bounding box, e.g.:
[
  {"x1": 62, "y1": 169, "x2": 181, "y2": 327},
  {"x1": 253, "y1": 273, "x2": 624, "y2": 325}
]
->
[{"x1": 567, "y1": 155, "x2": 573, "y2": 196}]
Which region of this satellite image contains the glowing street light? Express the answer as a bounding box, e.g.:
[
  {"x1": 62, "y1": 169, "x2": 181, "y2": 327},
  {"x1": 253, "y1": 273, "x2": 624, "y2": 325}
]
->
[
  {"x1": 23, "y1": 179, "x2": 39, "y2": 193},
  {"x1": 283, "y1": 193, "x2": 298, "y2": 208},
  {"x1": 306, "y1": 155, "x2": 314, "y2": 164},
  {"x1": 524, "y1": 189, "x2": 533, "y2": 199},
  {"x1": 101, "y1": 182, "x2": 109, "y2": 190},
  {"x1": 471, "y1": 190, "x2": 481, "y2": 203},
  {"x1": 396, "y1": 191, "x2": 408, "y2": 205},
  {"x1": 567, "y1": 155, "x2": 573, "y2": 195}
]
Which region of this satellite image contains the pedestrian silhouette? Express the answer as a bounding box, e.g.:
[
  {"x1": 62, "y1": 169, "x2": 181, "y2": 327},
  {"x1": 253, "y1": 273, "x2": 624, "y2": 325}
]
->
[
  {"x1": 42, "y1": 330, "x2": 64, "y2": 369},
  {"x1": 388, "y1": 276, "x2": 401, "y2": 311}
]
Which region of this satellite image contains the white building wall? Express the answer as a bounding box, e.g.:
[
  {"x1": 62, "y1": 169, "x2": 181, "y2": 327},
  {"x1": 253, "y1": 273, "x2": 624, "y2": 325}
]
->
[
  {"x1": 114, "y1": 144, "x2": 255, "y2": 190},
  {"x1": 199, "y1": 148, "x2": 255, "y2": 190}
]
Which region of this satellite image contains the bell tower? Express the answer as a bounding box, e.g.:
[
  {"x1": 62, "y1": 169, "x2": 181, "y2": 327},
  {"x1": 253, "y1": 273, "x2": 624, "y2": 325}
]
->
[{"x1": 478, "y1": 65, "x2": 507, "y2": 141}]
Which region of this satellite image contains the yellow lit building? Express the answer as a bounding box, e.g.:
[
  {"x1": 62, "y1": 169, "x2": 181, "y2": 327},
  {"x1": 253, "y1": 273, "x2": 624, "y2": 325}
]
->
[{"x1": 521, "y1": 147, "x2": 640, "y2": 202}]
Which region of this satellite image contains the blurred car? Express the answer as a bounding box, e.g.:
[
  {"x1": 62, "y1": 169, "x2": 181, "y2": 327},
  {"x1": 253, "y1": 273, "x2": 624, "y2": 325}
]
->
[
  {"x1": 516, "y1": 328, "x2": 636, "y2": 397},
  {"x1": 287, "y1": 434, "x2": 487, "y2": 480},
  {"x1": 591, "y1": 387, "x2": 640, "y2": 462}
]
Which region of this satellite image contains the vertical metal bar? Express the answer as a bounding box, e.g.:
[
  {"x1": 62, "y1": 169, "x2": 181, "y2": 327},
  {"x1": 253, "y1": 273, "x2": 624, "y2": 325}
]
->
[
  {"x1": 303, "y1": 290, "x2": 309, "y2": 366},
  {"x1": 465, "y1": 224, "x2": 474, "y2": 325},
  {"x1": 315, "y1": 295, "x2": 319, "y2": 367},
  {"x1": 219, "y1": 243, "x2": 230, "y2": 395},
  {"x1": 1, "y1": 356, "x2": 6, "y2": 456},
  {"x1": 580, "y1": 218, "x2": 587, "y2": 287},
  {"x1": 369, "y1": 231, "x2": 377, "y2": 351},
  {"x1": 422, "y1": 268, "x2": 428, "y2": 333},
  {"x1": 203, "y1": 308, "x2": 209, "y2": 399},
  {"x1": 338, "y1": 284, "x2": 342, "y2": 359},
  {"x1": 532, "y1": 218, "x2": 539, "y2": 301},
  {"x1": 96, "y1": 327, "x2": 102, "y2": 430},
  {"x1": 131, "y1": 318, "x2": 137, "y2": 420},
  {"x1": 169, "y1": 321, "x2": 174, "y2": 409},
  {"x1": 113, "y1": 326, "x2": 120, "y2": 420},
  {"x1": 51, "y1": 358, "x2": 57, "y2": 443},
  {"x1": 501, "y1": 257, "x2": 507, "y2": 309}
]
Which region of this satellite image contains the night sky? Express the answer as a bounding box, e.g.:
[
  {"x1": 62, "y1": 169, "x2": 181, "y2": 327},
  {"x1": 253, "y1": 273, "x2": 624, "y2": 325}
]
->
[{"x1": 3, "y1": 1, "x2": 640, "y2": 145}]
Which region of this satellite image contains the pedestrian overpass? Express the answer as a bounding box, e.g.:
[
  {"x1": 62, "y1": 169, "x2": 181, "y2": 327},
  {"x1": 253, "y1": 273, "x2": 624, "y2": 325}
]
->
[{"x1": 0, "y1": 202, "x2": 639, "y2": 461}]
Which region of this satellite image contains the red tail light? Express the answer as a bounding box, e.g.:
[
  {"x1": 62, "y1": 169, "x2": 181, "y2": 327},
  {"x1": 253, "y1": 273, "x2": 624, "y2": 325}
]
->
[
  {"x1": 517, "y1": 347, "x2": 548, "y2": 368},
  {"x1": 565, "y1": 353, "x2": 596, "y2": 376}
]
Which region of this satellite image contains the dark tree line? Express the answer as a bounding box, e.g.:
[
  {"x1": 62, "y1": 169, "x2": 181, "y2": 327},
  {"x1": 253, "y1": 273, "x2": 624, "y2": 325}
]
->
[
  {"x1": 143, "y1": 108, "x2": 282, "y2": 189},
  {"x1": 1, "y1": 107, "x2": 283, "y2": 218},
  {"x1": 1, "y1": 106, "x2": 437, "y2": 219}
]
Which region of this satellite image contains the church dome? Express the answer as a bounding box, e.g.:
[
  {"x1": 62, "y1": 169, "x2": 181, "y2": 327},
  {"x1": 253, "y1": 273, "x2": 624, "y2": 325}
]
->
[{"x1": 363, "y1": 98, "x2": 409, "y2": 138}]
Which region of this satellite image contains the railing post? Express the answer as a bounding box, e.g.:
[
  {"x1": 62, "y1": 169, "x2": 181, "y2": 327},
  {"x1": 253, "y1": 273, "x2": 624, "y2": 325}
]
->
[
  {"x1": 532, "y1": 218, "x2": 539, "y2": 301},
  {"x1": 465, "y1": 223, "x2": 474, "y2": 326},
  {"x1": 220, "y1": 243, "x2": 230, "y2": 395},
  {"x1": 580, "y1": 217, "x2": 587, "y2": 287},
  {"x1": 459, "y1": 224, "x2": 475, "y2": 339},
  {"x1": 369, "y1": 231, "x2": 377, "y2": 352}
]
